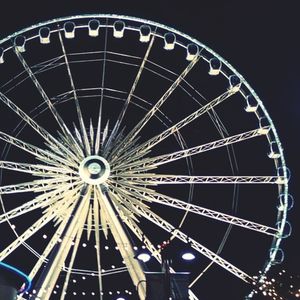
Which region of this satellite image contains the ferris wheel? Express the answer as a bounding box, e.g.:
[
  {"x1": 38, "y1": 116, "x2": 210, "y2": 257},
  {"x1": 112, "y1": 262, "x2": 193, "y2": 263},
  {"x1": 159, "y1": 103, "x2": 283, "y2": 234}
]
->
[{"x1": 0, "y1": 14, "x2": 293, "y2": 300}]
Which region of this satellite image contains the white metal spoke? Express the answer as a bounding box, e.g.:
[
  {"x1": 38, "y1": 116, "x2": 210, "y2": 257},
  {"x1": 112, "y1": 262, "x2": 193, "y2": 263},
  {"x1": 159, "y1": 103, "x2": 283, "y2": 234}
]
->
[
  {"x1": 114, "y1": 193, "x2": 198, "y2": 300},
  {"x1": 0, "y1": 160, "x2": 72, "y2": 177},
  {"x1": 14, "y1": 48, "x2": 84, "y2": 158},
  {"x1": 114, "y1": 127, "x2": 269, "y2": 172},
  {"x1": 115, "y1": 174, "x2": 287, "y2": 185},
  {"x1": 0, "y1": 91, "x2": 79, "y2": 163},
  {"x1": 115, "y1": 183, "x2": 279, "y2": 236},
  {"x1": 35, "y1": 181, "x2": 81, "y2": 206},
  {"x1": 113, "y1": 187, "x2": 254, "y2": 284},
  {"x1": 109, "y1": 190, "x2": 161, "y2": 262},
  {"x1": 101, "y1": 120, "x2": 109, "y2": 146},
  {"x1": 0, "y1": 186, "x2": 80, "y2": 224},
  {"x1": 109, "y1": 188, "x2": 141, "y2": 223},
  {"x1": 0, "y1": 199, "x2": 67, "y2": 260},
  {"x1": 110, "y1": 54, "x2": 200, "y2": 158},
  {"x1": 0, "y1": 177, "x2": 75, "y2": 195},
  {"x1": 111, "y1": 189, "x2": 199, "y2": 300},
  {"x1": 108, "y1": 183, "x2": 151, "y2": 211},
  {"x1": 114, "y1": 88, "x2": 237, "y2": 163},
  {"x1": 105, "y1": 34, "x2": 156, "y2": 156},
  {"x1": 41, "y1": 186, "x2": 82, "y2": 218},
  {"x1": 0, "y1": 130, "x2": 76, "y2": 168},
  {"x1": 58, "y1": 30, "x2": 91, "y2": 155},
  {"x1": 89, "y1": 119, "x2": 95, "y2": 151},
  {"x1": 95, "y1": 23, "x2": 109, "y2": 155}
]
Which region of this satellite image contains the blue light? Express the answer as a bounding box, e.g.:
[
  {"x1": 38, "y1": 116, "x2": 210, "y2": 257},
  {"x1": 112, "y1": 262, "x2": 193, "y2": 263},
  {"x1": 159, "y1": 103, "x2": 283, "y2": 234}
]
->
[{"x1": 0, "y1": 261, "x2": 32, "y2": 293}]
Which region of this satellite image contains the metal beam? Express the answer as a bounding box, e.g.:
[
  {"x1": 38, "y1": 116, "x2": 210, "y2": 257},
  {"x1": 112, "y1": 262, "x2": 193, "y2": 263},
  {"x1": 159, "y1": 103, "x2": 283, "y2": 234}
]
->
[{"x1": 95, "y1": 186, "x2": 146, "y2": 300}]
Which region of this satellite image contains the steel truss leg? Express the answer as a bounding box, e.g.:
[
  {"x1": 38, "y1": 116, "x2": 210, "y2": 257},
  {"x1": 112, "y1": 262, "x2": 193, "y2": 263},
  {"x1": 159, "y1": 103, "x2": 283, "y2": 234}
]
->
[{"x1": 95, "y1": 187, "x2": 146, "y2": 300}]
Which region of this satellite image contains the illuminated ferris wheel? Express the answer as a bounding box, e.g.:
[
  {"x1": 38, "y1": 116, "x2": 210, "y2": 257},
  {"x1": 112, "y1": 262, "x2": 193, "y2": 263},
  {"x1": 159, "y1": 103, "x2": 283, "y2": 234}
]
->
[{"x1": 0, "y1": 14, "x2": 293, "y2": 299}]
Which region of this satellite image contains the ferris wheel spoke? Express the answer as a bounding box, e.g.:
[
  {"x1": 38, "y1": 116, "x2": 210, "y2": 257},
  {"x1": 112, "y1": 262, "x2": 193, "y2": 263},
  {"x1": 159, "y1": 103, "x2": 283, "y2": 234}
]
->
[
  {"x1": 115, "y1": 174, "x2": 287, "y2": 185},
  {"x1": 0, "y1": 91, "x2": 79, "y2": 163},
  {"x1": 109, "y1": 189, "x2": 143, "y2": 223},
  {"x1": 35, "y1": 187, "x2": 91, "y2": 300},
  {"x1": 0, "y1": 130, "x2": 76, "y2": 169},
  {"x1": 0, "y1": 186, "x2": 79, "y2": 224},
  {"x1": 15, "y1": 50, "x2": 83, "y2": 156},
  {"x1": 117, "y1": 184, "x2": 279, "y2": 236},
  {"x1": 105, "y1": 34, "x2": 156, "y2": 157},
  {"x1": 0, "y1": 199, "x2": 67, "y2": 261},
  {"x1": 0, "y1": 197, "x2": 47, "y2": 225},
  {"x1": 122, "y1": 198, "x2": 254, "y2": 284},
  {"x1": 0, "y1": 177, "x2": 76, "y2": 195},
  {"x1": 89, "y1": 119, "x2": 95, "y2": 152},
  {"x1": 95, "y1": 23, "x2": 109, "y2": 155},
  {"x1": 110, "y1": 54, "x2": 201, "y2": 159},
  {"x1": 13, "y1": 48, "x2": 84, "y2": 158},
  {"x1": 109, "y1": 183, "x2": 151, "y2": 211},
  {"x1": 0, "y1": 160, "x2": 72, "y2": 177},
  {"x1": 114, "y1": 127, "x2": 270, "y2": 172},
  {"x1": 110, "y1": 189, "x2": 198, "y2": 300},
  {"x1": 109, "y1": 190, "x2": 161, "y2": 262},
  {"x1": 22, "y1": 192, "x2": 82, "y2": 299},
  {"x1": 35, "y1": 181, "x2": 81, "y2": 206},
  {"x1": 58, "y1": 30, "x2": 91, "y2": 156},
  {"x1": 113, "y1": 88, "x2": 237, "y2": 164}
]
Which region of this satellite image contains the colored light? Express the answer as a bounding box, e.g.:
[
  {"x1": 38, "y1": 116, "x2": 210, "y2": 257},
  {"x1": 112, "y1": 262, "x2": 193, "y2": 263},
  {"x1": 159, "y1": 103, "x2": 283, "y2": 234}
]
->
[{"x1": 0, "y1": 261, "x2": 32, "y2": 293}]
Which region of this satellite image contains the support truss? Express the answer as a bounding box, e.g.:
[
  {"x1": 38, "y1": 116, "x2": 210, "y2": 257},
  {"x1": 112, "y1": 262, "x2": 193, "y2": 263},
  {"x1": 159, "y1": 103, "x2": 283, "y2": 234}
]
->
[
  {"x1": 105, "y1": 34, "x2": 156, "y2": 157},
  {"x1": 0, "y1": 160, "x2": 72, "y2": 177},
  {"x1": 114, "y1": 174, "x2": 287, "y2": 185},
  {"x1": 14, "y1": 48, "x2": 84, "y2": 158},
  {"x1": 0, "y1": 185, "x2": 80, "y2": 224},
  {"x1": 0, "y1": 197, "x2": 73, "y2": 260},
  {"x1": 114, "y1": 127, "x2": 269, "y2": 172},
  {"x1": 58, "y1": 30, "x2": 91, "y2": 156},
  {"x1": 110, "y1": 54, "x2": 200, "y2": 158},
  {"x1": 112, "y1": 183, "x2": 279, "y2": 236},
  {"x1": 0, "y1": 91, "x2": 79, "y2": 163},
  {"x1": 114, "y1": 188, "x2": 255, "y2": 284},
  {"x1": 114, "y1": 88, "x2": 237, "y2": 164},
  {"x1": 0, "y1": 130, "x2": 76, "y2": 168},
  {"x1": 0, "y1": 177, "x2": 75, "y2": 195}
]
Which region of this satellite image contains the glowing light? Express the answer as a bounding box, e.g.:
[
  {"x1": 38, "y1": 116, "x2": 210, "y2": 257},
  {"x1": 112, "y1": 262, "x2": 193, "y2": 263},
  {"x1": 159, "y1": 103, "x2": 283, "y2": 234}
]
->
[
  {"x1": 136, "y1": 252, "x2": 151, "y2": 263},
  {"x1": 182, "y1": 252, "x2": 196, "y2": 261},
  {"x1": 0, "y1": 261, "x2": 32, "y2": 293}
]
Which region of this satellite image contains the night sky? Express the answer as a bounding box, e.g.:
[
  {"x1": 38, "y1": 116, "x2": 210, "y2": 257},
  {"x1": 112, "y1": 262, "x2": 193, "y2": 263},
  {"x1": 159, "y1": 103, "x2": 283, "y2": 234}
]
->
[{"x1": 0, "y1": 1, "x2": 299, "y2": 300}]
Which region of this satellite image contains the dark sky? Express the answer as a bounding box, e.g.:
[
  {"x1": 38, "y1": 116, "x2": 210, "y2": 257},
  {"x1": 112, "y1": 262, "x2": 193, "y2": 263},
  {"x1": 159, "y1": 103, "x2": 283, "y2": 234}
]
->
[{"x1": 0, "y1": 1, "x2": 299, "y2": 299}]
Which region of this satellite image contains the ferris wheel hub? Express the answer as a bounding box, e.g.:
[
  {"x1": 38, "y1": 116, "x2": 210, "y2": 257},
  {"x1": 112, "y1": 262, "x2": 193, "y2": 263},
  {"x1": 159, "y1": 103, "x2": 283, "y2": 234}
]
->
[{"x1": 79, "y1": 155, "x2": 110, "y2": 185}]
